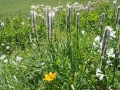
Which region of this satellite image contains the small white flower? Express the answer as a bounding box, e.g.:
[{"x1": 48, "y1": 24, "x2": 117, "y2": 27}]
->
[
  {"x1": 99, "y1": 74, "x2": 105, "y2": 80},
  {"x1": 1, "y1": 22, "x2": 4, "y2": 27},
  {"x1": 12, "y1": 61, "x2": 17, "y2": 65},
  {"x1": 96, "y1": 68, "x2": 102, "y2": 73},
  {"x1": 31, "y1": 5, "x2": 36, "y2": 10},
  {"x1": 77, "y1": 13, "x2": 79, "y2": 15},
  {"x1": 107, "y1": 60, "x2": 113, "y2": 66},
  {"x1": 96, "y1": 68, "x2": 107, "y2": 80},
  {"x1": 106, "y1": 48, "x2": 115, "y2": 58},
  {"x1": 4, "y1": 59, "x2": 8, "y2": 63},
  {"x1": 66, "y1": 4, "x2": 71, "y2": 8},
  {"x1": 1, "y1": 43, "x2": 5, "y2": 46},
  {"x1": 71, "y1": 85, "x2": 75, "y2": 90},
  {"x1": 94, "y1": 36, "x2": 101, "y2": 42},
  {"x1": 21, "y1": 22, "x2": 25, "y2": 26},
  {"x1": 6, "y1": 46, "x2": 10, "y2": 49},
  {"x1": 110, "y1": 31, "x2": 116, "y2": 39},
  {"x1": 93, "y1": 36, "x2": 101, "y2": 48},
  {"x1": 0, "y1": 55, "x2": 6, "y2": 60},
  {"x1": 81, "y1": 30, "x2": 85, "y2": 35},
  {"x1": 16, "y1": 56, "x2": 22, "y2": 62},
  {"x1": 113, "y1": 0, "x2": 117, "y2": 5},
  {"x1": 73, "y1": 2, "x2": 79, "y2": 6}
]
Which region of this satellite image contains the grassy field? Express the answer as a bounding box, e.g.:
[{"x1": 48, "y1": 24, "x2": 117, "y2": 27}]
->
[
  {"x1": 0, "y1": 0, "x2": 120, "y2": 89},
  {"x1": 0, "y1": 0, "x2": 97, "y2": 18}
]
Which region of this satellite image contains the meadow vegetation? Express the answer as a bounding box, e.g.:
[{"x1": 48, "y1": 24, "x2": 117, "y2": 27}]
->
[{"x1": 0, "y1": 0, "x2": 120, "y2": 90}]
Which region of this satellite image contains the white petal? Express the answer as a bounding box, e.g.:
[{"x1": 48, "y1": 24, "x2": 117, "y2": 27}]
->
[{"x1": 99, "y1": 75, "x2": 104, "y2": 80}]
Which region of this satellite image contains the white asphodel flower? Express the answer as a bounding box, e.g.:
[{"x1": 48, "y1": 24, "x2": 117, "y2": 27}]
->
[
  {"x1": 31, "y1": 5, "x2": 36, "y2": 10},
  {"x1": 107, "y1": 60, "x2": 113, "y2": 66},
  {"x1": 77, "y1": 13, "x2": 79, "y2": 16},
  {"x1": 96, "y1": 68, "x2": 102, "y2": 73},
  {"x1": 1, "y1": 43, "x2": 5, "y2": 46},
  {"x1": 81, "y1": 30, "x2": 85, "y2": 35},
  {"x1": 71, "y1": 84, "x2": 75, "y2": 90},
  {"x1": 4, "y1": 59, "x2": 8, "y2": 63},
  {"x1": 6, "y1": 46, "x2": 10, "y2": 49},
  {"x1": 94, "y1": 36, "x2": 101, "y2": 42},
  {"x1": 73, "y1": 2, "x2": 79, "y2": 6},
  {"x1": 1, "y1": 22, "x2": 4, "y2": 27},
  {"x1": 93, "y1": 36, "x2": 101, "y2": 48},
  {"x1": 113, "y1": 0, "x2": 117, "y2": 6},
  {"x1": 0, "y1": 55, "x2": 6, "y2": 60},
  {"x1": 21, "y1": 22, "x2": 25, "y2": 26},
  {"x1": 106, "y1": 48, "x2": 115, "y2": 58},
  {"x1": 110, "y1": 31, "x2": 116, "y2": 39},
  {"x1": 66, "y1": 4, "x2": 71, "y2": 8},
  {"x1": 16, "y1": 56, "x2": 22, "y2": 62},
  {"x1": 96, "y1": 68, "x2": 107, "y2": 80}
]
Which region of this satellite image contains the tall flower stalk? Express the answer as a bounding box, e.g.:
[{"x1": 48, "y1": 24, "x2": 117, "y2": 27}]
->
[
  {"x1": 115, "y1": 6, "x2": 120, "y2": 26},
  {"x1": 100, "y1": 13, "x2": 105, "y2": 31},
  {"x1": 76, "y1": 13, "x2": 80, "y2": 46},
  {"x1": 46, "y1": 6, "x2": 51, "y2": 40},
  {"x1": 1, "y1": 22, "x2": 5, "y2": 35},
  {"x1": 48, "y1": 11, "x2": 55, "y2": 41},
  {"x1": 101, "y1": 26, "x2": 111, "y2": 56},
  {"x1": 30, "y1": 10, "x2": 38, "y2": 41}
]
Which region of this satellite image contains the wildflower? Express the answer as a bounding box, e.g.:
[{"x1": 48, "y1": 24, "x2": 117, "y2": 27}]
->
[
  {"x1": 21, "y1": 22, "x2": 25, "y2": 26},
  {"x1": 110, "y1": 30, "x2": 116, "y2": 39},
  {"x1": 71, "y1": 85, "x2": 75, "y2": 90},
  {"x1": 106, "y1": 48, "x2": 115, "y2": 58},
  {"x1": 66, "y1": 4, "x2": 71, "y2": 8},
  {"x1": 95, "y1": 36, "x2": 101, "y2": 42},
  {"x1": 41, "y1": 62, "x2": 45, "y2": 66},
  {"x1": 113, "y1": 0, "x2": 117, "y2": 7},
  {"x1": 0, "y1": 55, "x2": 6, "y2": 60},
  {"x1": 1, "y1": 43, "x2": 5, "y2": 46},
  {"x1": 1, "y1": 22, "x2": 4, "y2": 27},
  {"x1": 96, "y1": 68, "x2": 107, "y2": 80},
  {"x1": 73, "y1": 2, "x2": 79, "y2": 6},
  {"x1": 81, "y1": 30, "x2": 85, "y2": 35},
  {"x1": 44, "y1": 72, "x2": 56, "y2": 82},
  {"x1": 31, "y1": 5, "x2": 36, "y2": 10},
  {"x1": 16, "y1": 56, "x2": 22, "y2": 62},
  {"x1": 6, "y1": 46, "x2": 10, "y2": 49},
  {"x1": 107, "y1": 60, "x2": 113, "y2": 66},
  {"x1": 4, "y1": 59, "x2": 8, "y2": 63}
]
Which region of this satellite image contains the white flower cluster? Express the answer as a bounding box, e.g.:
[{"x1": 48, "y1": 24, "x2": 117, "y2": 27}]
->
[
  {"x1": 106, "y1": 48, "x2": 115, "y2": 58},
  {"x1": 93, "y1": 36, "x2": 101, "y2": 48},
  {"x1": 96, "y1": 68, "x2": 107, "y2": 80}
]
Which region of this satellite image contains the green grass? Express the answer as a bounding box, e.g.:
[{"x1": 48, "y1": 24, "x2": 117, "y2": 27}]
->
[
  {"x1": 0, "y1": 0, "x2": 120, "y2": 89},
  {"x1": 0, "y1": 0, "x2": 97, "y2": 18}
]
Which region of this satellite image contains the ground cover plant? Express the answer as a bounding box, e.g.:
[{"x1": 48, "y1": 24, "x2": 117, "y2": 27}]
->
[{"x1": 0, "y1": 0, "x2": 120, "y2": 90}]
